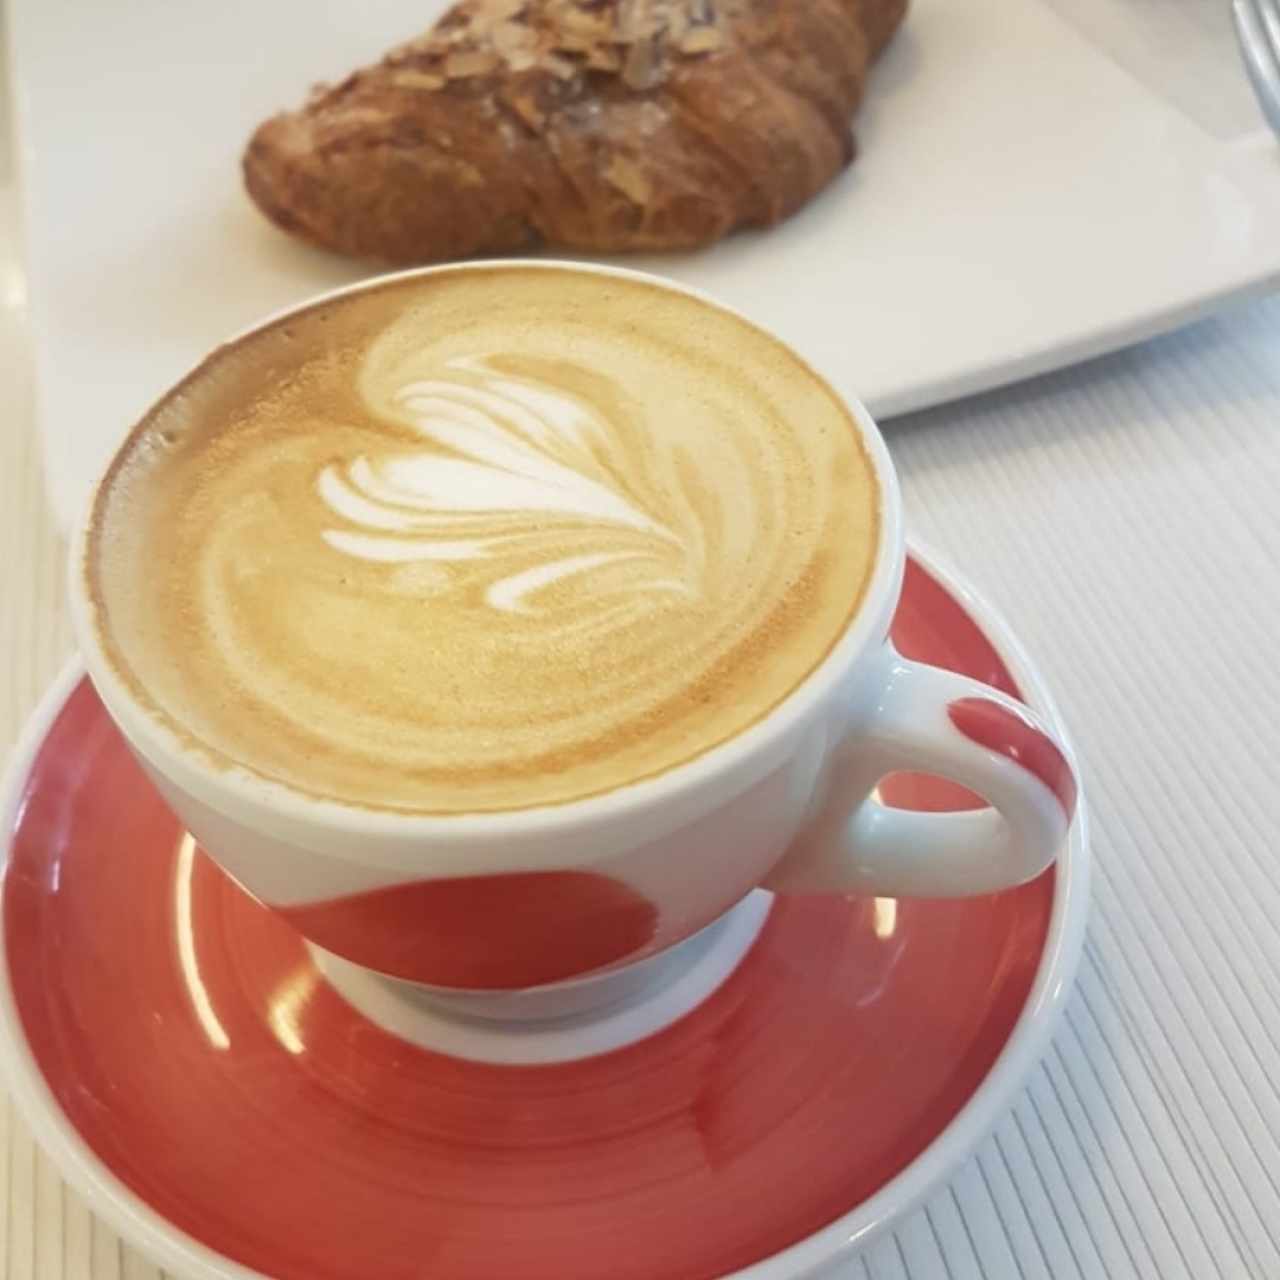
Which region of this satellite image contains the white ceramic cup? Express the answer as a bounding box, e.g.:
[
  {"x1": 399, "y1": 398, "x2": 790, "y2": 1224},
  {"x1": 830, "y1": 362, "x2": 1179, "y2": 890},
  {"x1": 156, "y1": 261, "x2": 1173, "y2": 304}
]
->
[{"x1": 67, "y1": 261, "x2": 1077, "y2": 996}]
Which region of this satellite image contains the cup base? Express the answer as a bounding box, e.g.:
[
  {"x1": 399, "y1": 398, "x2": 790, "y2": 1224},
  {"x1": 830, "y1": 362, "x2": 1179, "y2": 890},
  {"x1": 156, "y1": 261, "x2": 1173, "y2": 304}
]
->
[{"x1": 308, "y1": 890, "x2": 773, "y2": 1064}]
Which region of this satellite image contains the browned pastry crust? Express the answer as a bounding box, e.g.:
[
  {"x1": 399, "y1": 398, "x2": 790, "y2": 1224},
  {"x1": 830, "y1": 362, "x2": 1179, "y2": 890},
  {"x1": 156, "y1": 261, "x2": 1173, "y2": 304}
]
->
[{"x1": 243, "y1": 0, "x2": 907, "y2": 263}]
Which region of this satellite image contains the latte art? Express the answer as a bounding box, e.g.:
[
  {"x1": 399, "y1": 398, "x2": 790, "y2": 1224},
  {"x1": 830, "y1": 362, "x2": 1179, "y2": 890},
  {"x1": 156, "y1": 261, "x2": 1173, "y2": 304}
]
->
[
  {"x1": 86, "y1": 268, "x2": 879, "y2": 813},
  {"x1": 317, "y1": 358, "x2": 697, "y2": 618}
]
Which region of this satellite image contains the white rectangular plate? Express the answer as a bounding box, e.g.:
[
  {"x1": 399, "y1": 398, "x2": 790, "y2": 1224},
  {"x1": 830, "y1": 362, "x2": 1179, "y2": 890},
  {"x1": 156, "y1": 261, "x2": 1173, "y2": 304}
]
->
[{"x1": 10, "y1": 0, "x2": 1280, "y2": 530}]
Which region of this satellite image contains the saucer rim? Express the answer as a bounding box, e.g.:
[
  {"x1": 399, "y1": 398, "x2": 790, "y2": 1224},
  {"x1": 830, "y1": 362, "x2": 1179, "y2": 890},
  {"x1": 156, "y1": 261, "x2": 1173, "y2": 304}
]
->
[{"x1": 0, "y1": 541, "x2": 1089, "y2": 1280}]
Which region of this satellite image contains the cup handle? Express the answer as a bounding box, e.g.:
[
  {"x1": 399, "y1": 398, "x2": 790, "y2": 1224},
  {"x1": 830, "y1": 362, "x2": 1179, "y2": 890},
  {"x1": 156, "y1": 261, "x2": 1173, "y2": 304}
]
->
[{"x1": 764, "y1": 645, "x2": 1078, "y2": 897}]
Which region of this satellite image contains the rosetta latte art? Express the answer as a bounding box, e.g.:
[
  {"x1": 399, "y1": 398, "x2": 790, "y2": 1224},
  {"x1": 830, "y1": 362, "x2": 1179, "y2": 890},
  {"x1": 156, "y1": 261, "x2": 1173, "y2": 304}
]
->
[
  {"x1": 318, "y1": 359, "x2": 697, "y2": 617},
  {"x1": 88, "y1": 268, "x2": 878, "y2": 812}
]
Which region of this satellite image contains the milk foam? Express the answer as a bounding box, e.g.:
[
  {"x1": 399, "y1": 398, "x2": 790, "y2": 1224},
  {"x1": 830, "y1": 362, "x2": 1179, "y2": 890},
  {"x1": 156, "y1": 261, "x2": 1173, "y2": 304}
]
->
[
  {"x1": 86, "y1": 269, "x2": 879, "y2": 813},
  {"x1": 318, "y1": 359, "x2": 691, "y2": 616}
]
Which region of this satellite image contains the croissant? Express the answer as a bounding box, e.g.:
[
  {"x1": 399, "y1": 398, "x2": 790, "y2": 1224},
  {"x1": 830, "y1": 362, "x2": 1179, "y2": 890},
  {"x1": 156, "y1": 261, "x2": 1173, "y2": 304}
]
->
[{"x1": 243, "y1": 0, "x2": 907, "y2": 263}]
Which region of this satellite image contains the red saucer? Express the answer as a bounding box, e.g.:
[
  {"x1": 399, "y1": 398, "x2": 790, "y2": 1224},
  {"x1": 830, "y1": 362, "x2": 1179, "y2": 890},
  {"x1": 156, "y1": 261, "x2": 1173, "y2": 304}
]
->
[{"x1": 2, "y1": 559, "x2": 1055, "y2": 1279}]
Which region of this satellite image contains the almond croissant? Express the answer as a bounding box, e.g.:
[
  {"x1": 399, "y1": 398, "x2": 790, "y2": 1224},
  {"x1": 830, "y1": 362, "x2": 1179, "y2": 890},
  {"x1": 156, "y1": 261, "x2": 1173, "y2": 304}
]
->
[{"x1": 243, "y1": 0, "x2": 907, "y2": 263}]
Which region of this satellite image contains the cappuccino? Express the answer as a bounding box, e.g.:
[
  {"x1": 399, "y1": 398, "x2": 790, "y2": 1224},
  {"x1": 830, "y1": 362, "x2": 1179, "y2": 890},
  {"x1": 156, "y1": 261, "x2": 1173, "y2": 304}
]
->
[{"x1": 85, "y1": 268, "x2": 879, "y2": 812}]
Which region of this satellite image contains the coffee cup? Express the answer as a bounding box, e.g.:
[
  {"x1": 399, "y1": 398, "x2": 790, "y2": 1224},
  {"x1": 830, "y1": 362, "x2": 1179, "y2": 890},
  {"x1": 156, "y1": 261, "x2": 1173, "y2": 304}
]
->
[{"x1": 67, "y1": 260, "x2": 1076, "y2": 997}]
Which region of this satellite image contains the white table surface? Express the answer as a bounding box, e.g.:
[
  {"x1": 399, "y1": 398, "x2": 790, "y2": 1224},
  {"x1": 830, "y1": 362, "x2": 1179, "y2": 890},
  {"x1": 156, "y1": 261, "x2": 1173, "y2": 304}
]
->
[{"x1": 5, "y1": 19, "x2": 1280, "y2": 1280}]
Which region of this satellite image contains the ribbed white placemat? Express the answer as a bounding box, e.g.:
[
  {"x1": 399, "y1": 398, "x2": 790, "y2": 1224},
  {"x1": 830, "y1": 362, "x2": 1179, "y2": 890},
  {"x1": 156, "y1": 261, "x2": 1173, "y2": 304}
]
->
[{"x1": 874, "y1": 301, "x2": 1280, "y2": 1280}]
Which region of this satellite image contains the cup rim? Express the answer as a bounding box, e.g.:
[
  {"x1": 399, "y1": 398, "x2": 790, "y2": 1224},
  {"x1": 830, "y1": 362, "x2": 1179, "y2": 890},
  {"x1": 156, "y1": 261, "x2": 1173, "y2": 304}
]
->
[{"x1": 67, "y1": 257, "x2": 905, "y2": 840}]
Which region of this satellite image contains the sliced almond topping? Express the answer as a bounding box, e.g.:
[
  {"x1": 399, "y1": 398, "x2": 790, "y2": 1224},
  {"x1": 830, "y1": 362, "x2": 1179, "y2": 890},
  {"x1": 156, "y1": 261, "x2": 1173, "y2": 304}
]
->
[
  {"x1": 622, "y1": 35, "x2": 663, "y2": 89},
  {"x1": 544, "y1": 52, "x2": 581, "y2": 79},
  {"x1": 555, "y1": 29, "x2": 599, "y2": 52},
  {"x1": 389, "y1": 0, "x2": 735, "y2": 95},
  {"x1": 390, "y1": 69, "x2": 448, "y2": 90},
  {"x1": 508, "y1": 91, "x2": 547, "y2": 129},
  {"x1": 617, "y1": 0, "x2": 662, "y2": 42},
  {"x1": 585, "y1": 44, "x2": 623, "y2": 70},
  {"x1": 485, "y1": 13, "x2": 541, "y2": 71},
  {"x1": 678, "y1": 24, "x2": 722, "y2": 53},
  {"x1": 444, "y1": 48, "x2": 501, "y2": 78},
  {"x1": 604, "y1": 153, "x2": 652, "y2": 204},
  {"x1": 502, "y1": 20, "x2": 538, "y2": 46},
  {"x1": 560, "y1": 5, "x2": 612, "y2": 35}
]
